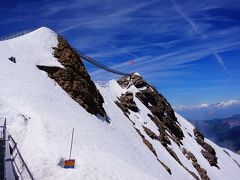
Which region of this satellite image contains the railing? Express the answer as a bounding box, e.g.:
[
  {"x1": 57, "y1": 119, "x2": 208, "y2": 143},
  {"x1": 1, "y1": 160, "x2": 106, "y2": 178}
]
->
[
  {"x1": 0, "y1": 29, "x2": 36, "y2": 41},
  {"x1": 8, "y1": 135, "x2": 34, "y2": 180},
  {"x1": 0, "y1": 120, "x2": 7, "y2": 180},
  {"x1": 0, "y1": 119, "x2": 34, "y2": 180}
]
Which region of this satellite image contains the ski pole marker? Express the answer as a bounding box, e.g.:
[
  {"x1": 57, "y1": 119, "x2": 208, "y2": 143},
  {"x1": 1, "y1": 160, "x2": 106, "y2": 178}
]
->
[{"x1": 64, "y1": 128, "x2": 75, "y2": 168}]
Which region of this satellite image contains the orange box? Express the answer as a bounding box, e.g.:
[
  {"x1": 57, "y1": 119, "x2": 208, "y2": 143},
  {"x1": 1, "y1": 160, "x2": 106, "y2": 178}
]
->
[{"x1": 64, "y1": 159, "x2": 75, "y2": 168}]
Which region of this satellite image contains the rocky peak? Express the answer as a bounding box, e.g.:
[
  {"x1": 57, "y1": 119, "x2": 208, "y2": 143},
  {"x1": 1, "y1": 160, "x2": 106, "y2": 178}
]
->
[
  {"x1": 116, "y1": 74, "x2": 205, "y2": 179},
  {"x1": 118, "y1": 73, "x2": 184, "y2": 141},
  {"x1": 37, "y1": 36, "x2": 108, "y2": 121}
]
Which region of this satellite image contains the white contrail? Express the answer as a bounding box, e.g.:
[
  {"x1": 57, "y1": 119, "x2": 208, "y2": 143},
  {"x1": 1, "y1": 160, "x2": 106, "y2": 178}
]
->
[
  {"x1": 214, "y1": 53, "x2": 228, "y2": 71},
  {"x1": 170, "y1": 0, "x2": 201, "y2": 35},
  {"x1": 170, "y1": 0, "x2": 228, "y2": 72}
]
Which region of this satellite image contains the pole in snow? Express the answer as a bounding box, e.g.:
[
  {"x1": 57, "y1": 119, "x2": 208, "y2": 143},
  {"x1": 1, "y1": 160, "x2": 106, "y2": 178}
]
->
[
  {"x1": 64, "y1": 128, "x2": 75, "y2": 168},
  {"x1": 69, "y1": 128, "x2": 74, "y2": 160}
]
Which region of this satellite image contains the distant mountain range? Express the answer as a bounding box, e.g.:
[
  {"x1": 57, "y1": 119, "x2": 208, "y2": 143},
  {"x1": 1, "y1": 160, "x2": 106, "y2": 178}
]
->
[
  {"x1": 175, "y1": 100, "x2": 240, "y2": 120},
  {"x1": 190, "y1": 114, "x2": 240, "y2": 152}
]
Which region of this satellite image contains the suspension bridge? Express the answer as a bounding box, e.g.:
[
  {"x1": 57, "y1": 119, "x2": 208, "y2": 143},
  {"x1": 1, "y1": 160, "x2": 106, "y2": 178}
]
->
[{"x1": 75, "y1": 49, "x2": 132, "y2": 76}]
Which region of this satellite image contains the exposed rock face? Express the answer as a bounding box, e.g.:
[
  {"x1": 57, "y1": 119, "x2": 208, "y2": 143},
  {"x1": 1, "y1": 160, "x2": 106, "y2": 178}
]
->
[
  {"x1": 117, "y1": 74, "x2": 200, "y2": 179},
  {"x1": 201, "y1": 150, "x2": 218, "y2": 167},
  {"x1": 115, "y1": 87, "x2": 172, "y2": 175},
  {"x1": 164, "y1": 146, "x2": 199, "y2": 180},
  {"x1": 118, "y1": 74, "x2": 184, "y2": 144},
  {"x1": 135, "y1": 129, "x2": 157, "y2": 156},
  {"x1": 8, "y1": 56, "x2": 16, "y2": 63},
  {"x1": 166, "y1": 147, "x2": 182, "y2": 165},
  {"x1": 182, "y1": 148, "x2": 210, "y2": 180},
  {"x1": 115, "y1": 91, "x2": 139, "y2": 116},
  {"x1": 193, "y1": 128, "x2": 219, "y2": 168},
  {"x1": 157, "y1": 160, "x2": 172, "y2": 175},
  {"x1": 37, "y1": 36, "x2": 107, "y2": 120},
  {"x1": 143, "y1": 126, "x2": 158, "y2": 140},
  {"x1": 135, "y1": 128, "x2": 172, "y2": 175},
  {"x1": 193, "y1": 128, "x2": 204, "y2": 141},
  {"x1": 121, "y1": 75, "x2": 183, "y2": 140},
  {"x1": 223, "y1": 150, "x2": 240, "y2": 168},
  {"x1": 147, "y1": 114, "x2": 171, "y2": 147}
]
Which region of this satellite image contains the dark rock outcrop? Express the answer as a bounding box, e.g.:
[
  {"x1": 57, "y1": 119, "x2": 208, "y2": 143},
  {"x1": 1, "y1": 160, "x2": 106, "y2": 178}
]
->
[
  {"x1": 166, "y1": 147, "x2": 182, "y2": 165},
  {"x1": 135, "y1": 129, "x2": 157, "y2": 157},
  {"x1": 164, "y1": 147, "x2": 199, "y2": 179},
  {"x1": 118, "y1": 74, "x2": 184, "y2": 144},
  {"x1": 182, "y1": 148, "x2": 210, "y2": 180},
  {"x1": 201, "y1": 150, "x2": 218, "y2": 168},
  {"x1": 117, "y1": 74, "x2": 200, "y2": 179},
  {"x1": 37, "y1": 36, "x2": 107, "y2": 120},
  {"x1": 193, "y1": 128, "x2": 219, "y2": 168},
  {"x1": 8, "y1": 56, "x2": 16, "y2": 63},
  {"x1": 187, "y1": 170, "x2": 200, "y2": 180},
  {"x1": 233, "y1": 159, "x2": 240, "y2": 168},
  {"x1": 135, "y1": 128, "x2": 172, "y2": 175},
  {"x1": 147, "y1": 114, "x2": 171, "y2": 147},
  {"x1": 193, "y1": 128, "x2": 204, "y2": 141},
  {"x1": 192, "y1": 162, "x2": 209, "y2": 180},
  {"x1": 157, "y1": 159, "x2": 172, "y2": 175},
  {"x1": 223, "y1": 150, "x2": 240, "y2": 168},
  {"x1": 143, "y1": 126, "x2": 158, "y2": 140},
  {"x1": 115, "y1": 91, "x2": 139, "y2": 115}
]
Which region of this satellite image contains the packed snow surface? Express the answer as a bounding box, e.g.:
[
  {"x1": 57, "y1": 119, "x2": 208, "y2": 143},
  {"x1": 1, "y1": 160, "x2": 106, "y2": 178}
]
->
[{"x1": 0, "y1": 27, "x2": 240, "y2": 180}]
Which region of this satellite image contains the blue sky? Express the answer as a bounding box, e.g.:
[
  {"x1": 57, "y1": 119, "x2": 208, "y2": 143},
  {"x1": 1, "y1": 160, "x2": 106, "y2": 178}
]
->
[{"x1": 1, "y1": 0, "x2": 240, "y2": 107}]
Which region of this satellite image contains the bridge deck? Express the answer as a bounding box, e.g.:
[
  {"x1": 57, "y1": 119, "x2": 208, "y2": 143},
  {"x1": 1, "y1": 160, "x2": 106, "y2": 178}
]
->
[{"x1": 76, "y1": 49, "x2": 132, "y2": 76}]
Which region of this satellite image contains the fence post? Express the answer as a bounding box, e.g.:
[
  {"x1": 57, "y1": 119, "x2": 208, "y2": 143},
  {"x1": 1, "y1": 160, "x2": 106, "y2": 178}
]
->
[{"x1": 4, "y1": 118, "x2": 16, "y2": 180}]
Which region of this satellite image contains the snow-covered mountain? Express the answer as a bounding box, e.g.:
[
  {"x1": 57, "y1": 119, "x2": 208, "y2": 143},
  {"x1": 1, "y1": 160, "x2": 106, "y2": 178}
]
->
[
  {"x1": 0, "y1": 27, "x2": 240, "y2": 180},
  {"x1": 190, "y1": 114, "x2": 240, "y2": 152},
  {"x1": 175, "y1": 100, "x2": 240, "y2": 120}
]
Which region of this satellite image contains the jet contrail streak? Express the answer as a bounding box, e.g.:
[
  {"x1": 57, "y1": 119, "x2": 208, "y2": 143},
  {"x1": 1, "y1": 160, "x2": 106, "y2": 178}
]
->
[{"x1": 170, "y1": 0, "x2": 228, "y2": 72}]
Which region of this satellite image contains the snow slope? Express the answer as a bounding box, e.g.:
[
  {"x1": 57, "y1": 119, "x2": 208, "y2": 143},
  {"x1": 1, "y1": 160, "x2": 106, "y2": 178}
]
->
[{"x1": 0, "y1": 27, "x2": 240, "y2": 180}]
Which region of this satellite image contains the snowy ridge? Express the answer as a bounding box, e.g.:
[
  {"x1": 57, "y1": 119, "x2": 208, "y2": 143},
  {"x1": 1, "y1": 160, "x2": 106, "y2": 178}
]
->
[
  {"x1": 176, "y1": 100, "x2": 240, "y2": 110},
  {"x1": 175, "y1": 100, "x2": 240, "y2": 120},
  {"x1": 0, "y1": 27, "x2": 240, "y2": 180}
]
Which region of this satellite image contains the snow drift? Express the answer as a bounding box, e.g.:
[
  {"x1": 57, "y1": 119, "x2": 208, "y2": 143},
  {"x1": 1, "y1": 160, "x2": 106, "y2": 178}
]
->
[{"x1": 0, "y1": 27, "x2": 240, "y2": 180}]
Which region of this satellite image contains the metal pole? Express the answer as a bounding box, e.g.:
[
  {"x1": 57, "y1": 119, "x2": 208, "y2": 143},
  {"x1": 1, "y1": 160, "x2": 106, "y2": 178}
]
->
[
  {"x1": 3, "y1": 118, "x2": 6, "y2": 140},
  {"x1": 69, "y1": 128, "x2": 74, "y2": 160}
]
